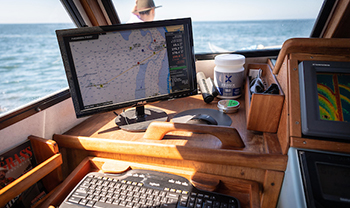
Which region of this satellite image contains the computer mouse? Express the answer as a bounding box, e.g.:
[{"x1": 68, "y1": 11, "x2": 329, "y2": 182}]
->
[{"x1": 186, "y1": 114, "x2": 218, "y2": 125}]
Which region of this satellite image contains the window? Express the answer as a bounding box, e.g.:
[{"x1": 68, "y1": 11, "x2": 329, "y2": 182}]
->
[
  {"x1": 0, "y1": 1, "x2": 74, "y2": 114},
  {"x1": 0, "y1": 0, "x2": 323, "y2": 115},
  {"x1": 113, "y1": 0, "x2": 323, "y2": 53}
]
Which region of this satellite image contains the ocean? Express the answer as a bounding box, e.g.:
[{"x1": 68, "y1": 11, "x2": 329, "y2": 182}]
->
[{"x1": 0, "y1": 19, "x2": 315, "y2": 114}]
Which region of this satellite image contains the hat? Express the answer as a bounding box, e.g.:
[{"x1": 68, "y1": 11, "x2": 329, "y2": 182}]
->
[
  {"x1": 133, "y1": 0, "x2": 162, "y2": 13},
  {"x1": 0, "y1": 167, "x2": 8, "y2": 172}
]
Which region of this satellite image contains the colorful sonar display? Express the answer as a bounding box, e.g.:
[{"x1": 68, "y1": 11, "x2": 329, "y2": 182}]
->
[{"x1": 317, "y1": 73, "x2": 350, "y2": 122}]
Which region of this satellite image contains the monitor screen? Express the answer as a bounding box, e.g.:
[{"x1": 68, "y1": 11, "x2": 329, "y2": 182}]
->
[
  {"x1": 56, "y1": 18, "x2": 197, "y2": 125},
  {"x1": 316, "y1": 72, "x2": 350, "y2": 122},
  {"x1": 299, "y1": 61, "x2": 350, "y2": 140},
  {"x1": 298, "y1": 150, "x2": 350, "y2": 208}
]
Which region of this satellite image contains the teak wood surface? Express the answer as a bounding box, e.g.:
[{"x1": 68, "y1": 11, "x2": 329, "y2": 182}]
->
[
  {"x1": 54, "y1": 94, "x2": 287, "y2": 172},
  {"x1": 53, "y1": 93, "x2": 287, "y2": 208}
]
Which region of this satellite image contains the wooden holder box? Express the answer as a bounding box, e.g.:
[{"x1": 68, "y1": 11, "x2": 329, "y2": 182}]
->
[{"x1": 245, "y1": 63, "x2": 284, "y2": 133}]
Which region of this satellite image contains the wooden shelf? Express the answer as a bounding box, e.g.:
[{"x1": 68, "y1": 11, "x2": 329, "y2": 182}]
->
[{"x1": 0, "y1": 136, "x2": 63, "y2": 208}]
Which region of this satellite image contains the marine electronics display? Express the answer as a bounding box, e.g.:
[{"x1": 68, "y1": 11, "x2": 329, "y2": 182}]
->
[
  {"x1": 299, "y1": 61, "x2": 350, "y2": 140},
  {"x1": 56, "y1": 18, "x2": 197, "y2": 130},
  {"x1": 299, "y1": 150, "x2": 350, "y2": 208}
]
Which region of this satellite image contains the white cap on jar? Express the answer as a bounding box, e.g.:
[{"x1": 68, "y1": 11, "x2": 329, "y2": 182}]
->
[{"x1": 215, "y1": 54, "x2": 245, "y2": 66}]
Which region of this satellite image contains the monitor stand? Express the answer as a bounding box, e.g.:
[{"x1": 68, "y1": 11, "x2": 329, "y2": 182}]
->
[{"x1": 115, "y1": 105, "x2": 168, "y2": 132}]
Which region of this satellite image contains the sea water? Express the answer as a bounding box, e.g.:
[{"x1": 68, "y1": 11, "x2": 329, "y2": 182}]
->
[{"x1": 0, "y1": 19, "x2": 315, "y2": 114}]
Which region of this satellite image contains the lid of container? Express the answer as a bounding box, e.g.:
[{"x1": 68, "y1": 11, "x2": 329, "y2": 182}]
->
[
  {"x1": 215, "y1": 54, "x2": 245, "y2": 66},
  {"x1": 217, "y1": 100, "x2": 240, "y2": 113}
]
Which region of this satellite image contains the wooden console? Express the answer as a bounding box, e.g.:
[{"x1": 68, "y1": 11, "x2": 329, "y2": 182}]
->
[{"x1": 51, "y1": 93, "x2": 287, "y2": 208}]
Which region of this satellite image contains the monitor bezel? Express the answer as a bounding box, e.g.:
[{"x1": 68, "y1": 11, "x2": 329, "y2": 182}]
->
[
  {"x1": 299, "y1": 60, "x2": 350, "y2": 140},
  {"x1": 298, "y1": 149, "x2": 350, "y2": 207},
  {"x1": 56, "y1": 18, "x2": 197, "y2": 118}
]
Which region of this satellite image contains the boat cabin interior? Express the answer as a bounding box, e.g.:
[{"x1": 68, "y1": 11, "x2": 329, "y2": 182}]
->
[{"x1": 1, "y1": 0, "x2": 350, "y2": 208}]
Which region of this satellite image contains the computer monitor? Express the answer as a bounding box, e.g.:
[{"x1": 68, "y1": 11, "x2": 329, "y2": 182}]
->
[
  {"x1": 298, "y1": 149, "x2": 350, "y2": 207},
  {"x1": 56, "y1": 18, "x2": 197, "y2": 131},
  {"x1": 299, "y1": 61, "x2": 350, "y2": 140}
]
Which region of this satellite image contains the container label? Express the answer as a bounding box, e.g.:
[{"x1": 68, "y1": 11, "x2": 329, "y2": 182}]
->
[
  {"x1": 215, "y1": 71, "x2": 244, "y2": 97},
  {"x1": 228, "y1": 100, "x2": 239, "y2": 107}
]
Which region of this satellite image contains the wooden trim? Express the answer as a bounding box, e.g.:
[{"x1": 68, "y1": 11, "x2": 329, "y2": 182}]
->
[
  {"x1": 322, "y1": 0, "x2": 350, "y2": 38},
  {"x1": 29, "y1": 135, "x2": 63, "y2": 193},
  {"x1": 291, "y1": 137, "x2": 350, "y2": 154},
  {"x1": 261, "y1": 170, "x2": 284, "y2": 208},
  {"x1": 53, "y1": 134, "x2": 288, "y2": 171},
  {"x1": 310, "y1": 0, "x2": 337, "y2": 37},
  {"x1": 276, "y1": 56, "x2": 290, "y2": 155},
  {"x1": 273, "y1": 38, "x2": 350, "y2": 75},
  {"x1": 288, "y1": 58, "x2": 302, "y2": 138},
  {"x1": 0, "y1": 154, "x2": 62, "y2": 207},
  {"x1": 144, "y1": 121, "x2": 245, "y2": 149},
  {"x1": 263, "y1": 133, "x2": 282, "y2": 154}
]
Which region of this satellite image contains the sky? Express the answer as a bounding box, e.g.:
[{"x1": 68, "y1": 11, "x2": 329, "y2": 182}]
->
[{"x1": 0, "y1": 0, "x2": 324, "y2": 24}]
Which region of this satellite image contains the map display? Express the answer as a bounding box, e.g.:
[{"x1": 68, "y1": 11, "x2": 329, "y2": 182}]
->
[
  {"x1": 69, "y1": 26, "x2": 182, "y2": 109},
  {"x1": 317, "y1": 72, "x2": 350, "y2": 122}
]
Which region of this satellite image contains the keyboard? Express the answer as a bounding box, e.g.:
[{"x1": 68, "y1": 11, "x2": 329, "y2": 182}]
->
[{"x1": 59, "y1": 169, "x2": 241, "y2": 208}]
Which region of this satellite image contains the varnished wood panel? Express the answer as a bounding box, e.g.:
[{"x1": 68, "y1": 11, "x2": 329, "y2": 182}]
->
[
  {"x1": 287, "y1": 58, "x2": 302, "y2": 138},
  {"x1": 291, "y1": 137, "x2": 350, "y2": 154},
  {"x1": 53, "y1": 134, "x2": 287, "y2": 171},
  {"x1": 322, "y1": 0, "x2": 350, "y2": 38},
  {"x1": 29, "y1": 135, "x2": 63, "y2": 192},
  {"x1": 246, "y1": 64, "x2": 284, "y2": 133},
  {"x1": 63, "y1": 95, "x2": 266, "y2": 153},
  {"x1": 263, "y1": 133, "x2": 282, "y2": 154},
  {"x1": 0, "y1": 154, "x2": 62, "y2": 208},
  {"x1": 260, "y1": 170, "x2": 284, "y2": 208},
  {"x1": 276, "y1": 56, "x2": 290, "y2": 155},
  {"x1": 273, "y1": 38, "x2": 350, "y2": 75}
]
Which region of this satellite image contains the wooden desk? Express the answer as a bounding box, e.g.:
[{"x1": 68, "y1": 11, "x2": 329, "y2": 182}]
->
[{"x1": 53, "y1": 94, "x2": 287, "y2": 208}]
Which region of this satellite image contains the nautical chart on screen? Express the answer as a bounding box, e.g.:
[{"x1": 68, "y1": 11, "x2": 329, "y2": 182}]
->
[{"x1": 69, "y1": 26, "x2": 184, "y2": 109}]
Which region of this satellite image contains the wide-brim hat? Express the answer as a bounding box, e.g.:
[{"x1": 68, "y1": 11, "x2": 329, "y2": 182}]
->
[
  {"x1": 0, "y1": 167, "x2": 8, "y2": 172},
  {"x1": 133, "y1": 0, "x2": 162, "y2": 13}
]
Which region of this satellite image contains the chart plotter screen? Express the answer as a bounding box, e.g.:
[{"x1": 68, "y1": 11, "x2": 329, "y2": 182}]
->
[{"x1": 56, "y1": 18, "x2": 197, "y2": 118}]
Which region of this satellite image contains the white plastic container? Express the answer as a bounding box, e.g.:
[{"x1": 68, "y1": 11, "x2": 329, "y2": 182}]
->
[{"x1": 214, "y1": 54, "x2": 245, "y2": 99}]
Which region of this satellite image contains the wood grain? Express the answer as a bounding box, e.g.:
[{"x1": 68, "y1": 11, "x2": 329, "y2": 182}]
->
[
  {"x1": 29, "y1": 135, "x2": 63, "y2": 192},
  {"x1": 53, "y1": 134, "x2": 287, "y2": 171},
  {"x1": 0, "y1": 154, "x2": 62, "y2": 207},
  {"x1": 273, "y1": 38, "x2": 350, "y2": 74},
  {"x1": 143, "y1": 121, "x2": 245, "y2": 149},
  {"x1": 246, "y1": 63, "x2": 284, "y2": 133},
  {"x1": 291, "y1": 137, "x2": 350, "y2": 153}
]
